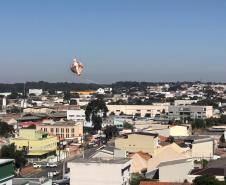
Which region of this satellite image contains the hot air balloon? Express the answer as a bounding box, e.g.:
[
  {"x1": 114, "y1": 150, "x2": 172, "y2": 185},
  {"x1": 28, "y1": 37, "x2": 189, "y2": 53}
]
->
[{"x1": 70, "y1": 58, "x2": 84, "y2": 76}]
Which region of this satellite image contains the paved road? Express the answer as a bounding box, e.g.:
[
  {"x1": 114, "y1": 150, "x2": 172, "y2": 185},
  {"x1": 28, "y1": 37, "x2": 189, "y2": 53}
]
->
[{"x1": 25, "y1": 162, "x2": 65, "y2": 180}]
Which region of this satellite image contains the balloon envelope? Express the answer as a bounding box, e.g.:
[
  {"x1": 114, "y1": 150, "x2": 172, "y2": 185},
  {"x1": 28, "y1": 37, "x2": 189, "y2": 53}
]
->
[{"x1": 70, "y1": 58, "x2": 84, "y2": 76}]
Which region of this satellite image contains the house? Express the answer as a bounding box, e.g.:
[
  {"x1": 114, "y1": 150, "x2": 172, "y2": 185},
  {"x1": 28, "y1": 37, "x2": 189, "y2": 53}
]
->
[
  {"x1": 158, "y1": 158, "x2": 193, "y2": 182},
  {"x1": 145, "y1": 125, "x2": 190, "y2": 137},
  {"x1": 10, "y1": 129, "x2": 58, "y2": 160},
  {"x1": 36, "y1": 121, "x2": 83, "y2": 142},
  {"x1": 129, "y1": 152, "x2": 152, "y2": 173},
  {"x1": 115, "y1": 132, "x2": 159, "y2": 155},
  {"x1": 68, "y1": 158, "x2": 131, "y2": 185},
  {"x1": 182, "y1": 136, "x2": 214, "y2": 160},
  {"x1": 188, "y1": 157, "x2": 226, "y2": 182},
  {"x1": 147, "y1": 143, "x2": 190, "y2": 172},
  {"x1": 0, "y1": 159, "x2": 14, "y2": 185}
]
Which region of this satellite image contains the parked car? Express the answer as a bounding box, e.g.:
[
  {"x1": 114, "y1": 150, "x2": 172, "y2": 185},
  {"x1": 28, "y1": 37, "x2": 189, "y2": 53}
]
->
[
  {"x1": 33, "y1": 163, "x2": 41, "y2": 168},
  {"x1": 46, "y1": 163, "x2": 58, "y2": 168}
]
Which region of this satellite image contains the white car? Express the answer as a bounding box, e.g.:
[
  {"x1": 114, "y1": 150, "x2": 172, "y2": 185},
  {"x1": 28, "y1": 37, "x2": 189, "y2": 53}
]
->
[
  {"x1": 33, "y1": 163, "x2": 41, "y2": 168},
  {"x1": 47, "y1": 163, "x2": 57, "y2": 168}
]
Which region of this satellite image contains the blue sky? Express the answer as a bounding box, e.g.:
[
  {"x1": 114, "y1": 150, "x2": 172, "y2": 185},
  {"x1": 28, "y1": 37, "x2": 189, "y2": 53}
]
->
[{"x1": 0, "y1": 0, "x2": 225, "y2": 83}]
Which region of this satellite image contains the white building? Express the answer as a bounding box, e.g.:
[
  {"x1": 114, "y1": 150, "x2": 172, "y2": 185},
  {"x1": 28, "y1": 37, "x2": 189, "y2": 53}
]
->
[
  {"x1": 29, "y1": 89, "x2": 43, "y2": 96},
  {"x1": 158, "y1": 158, "x2": 193, "y2": 182},
  {"x1": 67, "y1": 109, "x2": 85, "y2": 121},
  {"x1": 68, "y1": 158, "x2": 131, "y2": 185},
  {"x1": 96, "y1": 88, "x2": 105, "y2": 95}
]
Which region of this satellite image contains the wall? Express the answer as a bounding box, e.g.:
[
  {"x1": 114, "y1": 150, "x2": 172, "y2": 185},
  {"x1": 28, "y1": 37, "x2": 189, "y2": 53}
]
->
[
  {"x1": 192, "y1": 139, "x2": 214, "y2": 159},
  {"x1": 68, "y1": 162, "x2": 131, "y2": 185},
  {"x1": 159, "y1": 159, "x2": 193, "y2": 182},
  {"x1": 115, "y1": 134, "x2": 157, "y2": 155}
]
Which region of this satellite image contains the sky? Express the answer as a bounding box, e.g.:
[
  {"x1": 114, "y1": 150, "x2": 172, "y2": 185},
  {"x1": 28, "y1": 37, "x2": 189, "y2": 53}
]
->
[{"x1": 0, "y1": 0, "x2": 225, "y2": 84}]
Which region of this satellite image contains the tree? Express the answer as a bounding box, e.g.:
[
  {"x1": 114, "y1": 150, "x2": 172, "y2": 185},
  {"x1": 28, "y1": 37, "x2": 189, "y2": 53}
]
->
[
  {"x1": 1, "y1": 143, "x2": 27, "y2": 169},
  {"x1": 92, "y1": 115, "x2": 102, "y2": 131},
  {"x1": 63, "y1": 91, "x2": 71, "y2": 103},
  {"x1": 104, "y1": 125, "x2": 118, "y2": 141},
  {"x1": 193, "y1": 175, "x2": 226, "y2": 185},
  {"x1": 192, "y1": 119, "x2": 205, "y2": 129},
  {"x1": 85, "y1": 98, "x2": 108, "y2": 130},
  {"x1": 123, "y1": 122, "x2": 134, "y2": 131},
  {"x1": 0, "y1": 122, "x2": 14, "y2": 137},
  {"x1": 220, "y1": 134, "x2": 225, "y2": 143}
]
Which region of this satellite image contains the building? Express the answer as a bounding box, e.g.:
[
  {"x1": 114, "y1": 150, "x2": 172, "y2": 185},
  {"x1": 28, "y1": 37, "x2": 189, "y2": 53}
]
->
[
  {"x1": 168, "y1": 105, "x2": 213, "y2": 120},
  {"x1": 158, "y1": 158, "x2": 193, "y2": 182},
  {"x1": 10, "y1": 129, "x2": 58, "y2": 160},
  {"x1": 174, "y1": 100, "x2": 198, "y2": 106},
  {"x1": 28, "y1": 89, "x2": 43, "y2": 96},
  {"x1": 147, "y1": 143, "x2": 190, "y2": 173},
  {"x1": 12, "y1": 178, "x2": 52, "y2": 185},
  {"x1": 115, "y1": 132, "x2": 158, "y2": 155},
  {"x1": 67, "y1": 109, "x2": 85, "y2": 121},
  {"x1": 68, "y1": 158, "x2": 131, "y2": 185},
  {"x1": 188, "y1": 158, "x2": 226, "y2": 182},
  {"x1": 129, "y1": 152, "x2": 151, "y2": 173},
  {"x1": 107, "y1": 105, "x2": 167, "y2": 117},
  {"x1": 36, "y1": 121, "x2": 83, "y2": 141},
  {"x1": 145, "y1": 125, "x2": 190, "y2": 137},
  {"x1": 107, "y1": 105, "x2": 213, "y2": 119},
  {"x1": 183, "y1": 136, "x2": 214, "y2": 160},
  {"x1": 0, "y1": 159, "x2": 14, "y2": 185}
]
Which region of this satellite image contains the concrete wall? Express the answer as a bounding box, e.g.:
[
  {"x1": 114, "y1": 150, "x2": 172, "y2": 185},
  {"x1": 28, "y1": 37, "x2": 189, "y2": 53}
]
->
[
  {"x1": 115, "y1": 134, "x2": 158, "y2": 155},
  {"x1": 159, "y1": 159, "x2": 193, "y2": 182},
  {"x1": 192, "y1": 139, "x2": 214, "y2": 159},
  {"x1": 68, "y1": 162, "x2": 131, "y2": 185},
  {"x1": 170, "y1": 126, "x2": 189, "y2": 137}
]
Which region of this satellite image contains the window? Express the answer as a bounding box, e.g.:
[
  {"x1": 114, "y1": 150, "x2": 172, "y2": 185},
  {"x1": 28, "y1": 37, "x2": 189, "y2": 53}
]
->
[
  {"x1": 50, "y1": 128, "x2": 54, "y2": 133},
  {"x1": 71, "y1": 128, "x2": 74, "y2": 133},
  {"x1": 61, "y1": 128, "x2": 64, "y2": 133}
]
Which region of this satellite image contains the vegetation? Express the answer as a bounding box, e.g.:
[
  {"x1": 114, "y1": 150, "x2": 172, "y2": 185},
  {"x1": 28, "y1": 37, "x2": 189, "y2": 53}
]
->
[
  {"x1": 123, "y1": 122, "x2": 134, "y2": 131},
  {"x1": 193, "y1": 175, "x2": 226, "y2": 185},
  {"x1": 0, "y1": 143, "x2": 27, "y2": 169},
  {"x1": 0, "y1": 122, "x2": 14, "y2": 137},
  {"x1": 85, "y1": 98, "x2": 108, "y2": 130},
  {"x1": 103, "y1": 125, "x2": 118, "y2": 141},
  {"x1": 130, "y1": 173, "x2": 148, "y2": 185}
]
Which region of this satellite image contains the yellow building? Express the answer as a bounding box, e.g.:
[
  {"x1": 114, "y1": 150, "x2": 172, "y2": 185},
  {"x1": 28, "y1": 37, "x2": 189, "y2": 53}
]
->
[
  {"x1": 10, "y1": 129, "x2": 58, "y2": 159},
  {"x1": 115, "y1": 132, "x2": 159, "y2": 155}
]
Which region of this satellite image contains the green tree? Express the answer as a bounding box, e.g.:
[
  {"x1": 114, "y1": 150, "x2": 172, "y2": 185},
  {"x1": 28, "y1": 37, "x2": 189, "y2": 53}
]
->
[
  {"x1": 0, "y1": 122, "x2": 14, "y2": 137},
  {"x1": 192, "y1": 119, "x2": 205, "y2": 129},
  {"x1": 123, "y1": 122, "x2": 134, "y2": 131},
  {"x1": 193, "y1": 175, "x2": 226, "y2": 185},
  {"x1": 85, "y1": 98, "x2": 108, "y2": 130},
  {"x1": 63, "y1": 91, "x2": 71, "y2": 103},
  {"x1": 1, "y1": 143, "x2": 27, "y2": 169}
]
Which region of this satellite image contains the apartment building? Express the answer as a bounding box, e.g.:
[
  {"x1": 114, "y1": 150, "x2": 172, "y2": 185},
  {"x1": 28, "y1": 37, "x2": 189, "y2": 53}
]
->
[
  {"x1": 107, "y1": 105, "x2": 167, "y2": 117},
  {"x1": 36, "y1": 121, "x2": 83, "y2": 141},
  {"x1": 168, "y1": 105, "x2": 213, "y2": 119}
]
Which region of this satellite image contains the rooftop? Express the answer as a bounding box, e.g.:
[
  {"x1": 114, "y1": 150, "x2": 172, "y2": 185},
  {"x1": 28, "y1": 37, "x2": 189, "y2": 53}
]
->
[
  {"x1": 0, "y1": 159, "x2": 14, "y2": 165},
  {"x1": 69, "y1": 157, "x2": 130, "y2": 164},
  {"x1": 158, "y1": 158, "x2": 192, "y2": 168}
]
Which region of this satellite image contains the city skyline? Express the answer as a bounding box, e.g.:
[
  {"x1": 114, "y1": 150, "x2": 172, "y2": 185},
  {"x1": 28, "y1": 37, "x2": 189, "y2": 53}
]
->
[{"x1": 0, "y1": 0, "x2": 225, "y2": 83}]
